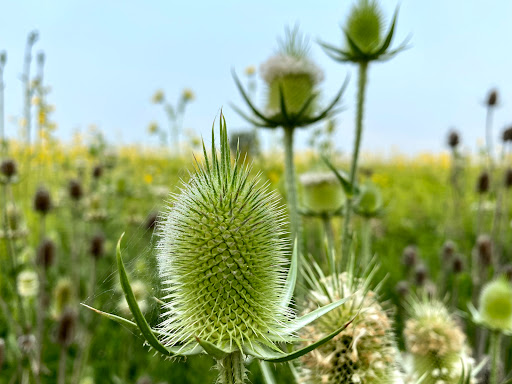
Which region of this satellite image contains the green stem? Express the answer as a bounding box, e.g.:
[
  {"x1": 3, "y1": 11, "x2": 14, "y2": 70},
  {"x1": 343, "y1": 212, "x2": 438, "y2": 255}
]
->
[
  {"x1": 0, "y1": 63, "x2": 4, "y2": 154},
  {"x1": 283, "y1": 126, "x2": 300, "y2": 242},
  {"x1": 490, "y1": 330, "x2": 501, "y2": 384},
  {"x1": 321, "y1": 214, "x2": 336, "y2": 276},
  {"x1": 217, "y1": 351, "x2": 246, "y2": 384},
  {"x1": 341, "y1": 61, "x2": 368, "y2": 268},
  {"x1": 57, "y1": 346, "x2": 67, "y2": 384},
  {"x1": 361, "y1": 218, "x2": 372, "y2": 266}
]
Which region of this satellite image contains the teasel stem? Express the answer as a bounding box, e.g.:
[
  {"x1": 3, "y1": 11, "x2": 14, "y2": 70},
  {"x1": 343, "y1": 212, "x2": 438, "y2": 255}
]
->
[
  {"x1": 321, "y1": 213, "x2": 335, "y2": 273},
  {"x1": 0, "y1": 53, "x2": 5, "y2": 155},
  {"x1": 341, "y1": 61, "x2": 368, "y2": 268},
  {"x1": 490, "y1": 330, "x2": 501, "y2": 384},
  {"x1": 486, "y1": 105, "x2": 495, "y2": 172},
  {"x1": 35, "y1": 215, "x2": 47, "y2": 381},
  {"x1": 283, "y1": 126, "x2": 300, "y2": 244},
  {"x1": 361, "y1": 218, "x2": 372, "y2": 266},
  {"x1": 217, "y1": 351, "x2": 247, "y2": 384},
  {"x1": 57, "y1": 345, "x2": 67, "y2": 384},
  {"x1": 22, "y1": 33, "x2": 37, "y2": 146}
]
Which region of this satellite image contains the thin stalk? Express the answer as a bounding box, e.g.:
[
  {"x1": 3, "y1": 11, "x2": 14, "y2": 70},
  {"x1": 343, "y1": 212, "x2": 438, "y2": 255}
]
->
[
  {"x1": 490, "y1": 331, "x2": 502, "y2": 384},
  {"x1": 486, "y1": 106, "x2": 495, "y2": 172},
  {"x1": 216, "y1": 351, "x2": 246, "y2": 384},
  {"x1": 321, "y1": 213, "x2": 336, "y2": 276},
  {"x1": 283, "y1": 126, "x2": 300, "y2": 242},
  {"x1": 0, "y1": 60, "x2": 5, "y2": 155},
  {"x1": 361, "y1": 218, "x2": 372, "y2": 266},
  {"x1": 341, "y1": 61, "x2": 369, "y2": 268},
  {"x1": 22, "y1": 37, "x2": 34, "y2": 146},
  {"x1": 35, "y1": 215, "x2": 47, "y2": 382},
  {"x1": 57, "y1": 346, "x2": 67, "y2": 384}
]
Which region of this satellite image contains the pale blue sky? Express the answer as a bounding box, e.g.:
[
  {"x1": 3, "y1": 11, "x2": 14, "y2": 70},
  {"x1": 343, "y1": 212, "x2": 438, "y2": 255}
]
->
[{"x1": 1, "y1": 1, "x2": 511, "y2": 156}]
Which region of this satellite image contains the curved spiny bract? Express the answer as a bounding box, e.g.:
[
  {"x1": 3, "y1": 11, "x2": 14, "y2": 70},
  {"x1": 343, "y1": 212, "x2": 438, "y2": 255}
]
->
[{"x1": 156, "y1": 116, "x2": 291, "y2": 351}]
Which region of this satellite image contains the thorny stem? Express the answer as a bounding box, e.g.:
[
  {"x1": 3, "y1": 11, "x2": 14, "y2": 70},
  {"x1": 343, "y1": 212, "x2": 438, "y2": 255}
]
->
[
  {"x1": 341, "y1": 61, "x2": 368, "y2": 269},
  {"x1": 490, "y1": 331, "x2": 501, "y2": 384},
  {"x1": 217, "y1": 351, "x2": 246, "y2": 384},
  {"x1": 283, "y1": 126, "x2": 300, "y2": 244}
]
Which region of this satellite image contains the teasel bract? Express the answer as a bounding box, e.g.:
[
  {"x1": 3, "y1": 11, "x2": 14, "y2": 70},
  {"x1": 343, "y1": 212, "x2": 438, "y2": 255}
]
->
[
  {"x1": 84, "y1": 115, "x2": 353, "y2": 384},
  {"x1": 404, "y1": 297, "x2": 474, "y2": 384}
]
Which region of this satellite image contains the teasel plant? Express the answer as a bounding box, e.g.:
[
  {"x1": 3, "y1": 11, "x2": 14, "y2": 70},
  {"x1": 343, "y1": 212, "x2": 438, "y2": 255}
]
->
[
  {"x1": 83, "y1": 116, "x2": 355, "y2": 384},
  {"x1": 21, "y1": 30, "x2": 39, "y2": 147},
  {"x1": 151, "y1": 87, "x2": 195, "y2": 155},
  {"x1": 295, "y1": 251, "x2": 402, "y2": 384},
  {"x1": 319, "y1": 0, "x2": 408, "y2": 269},
  {"x1": 232, "y1": 25, "x2": 348, "y2": 244},
  {"x1": 0, "y1": 50, "x2": 6, "y2": 155},
  {"x1": 403, "y1": 296, "x2": 477, "y2": 384},
  {"x1": 446, "y1": 129, "x2": 465, "y2": 240},
  {"x1": 469, "y1": 276, "x2": 512, "y2": 384}
]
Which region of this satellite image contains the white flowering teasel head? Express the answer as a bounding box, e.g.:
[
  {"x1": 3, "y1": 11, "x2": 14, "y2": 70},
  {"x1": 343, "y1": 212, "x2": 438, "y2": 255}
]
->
[{"x1": 83, "y1": 115, "x2": 355, "y2": 384}]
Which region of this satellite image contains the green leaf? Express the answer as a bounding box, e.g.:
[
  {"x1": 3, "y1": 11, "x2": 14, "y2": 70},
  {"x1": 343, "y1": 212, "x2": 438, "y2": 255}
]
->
[
  {"x1": 303, "y1": 76, "x2": 348, "y2": 125},
  {"x1": 247, "y1": 316, "x2": 355, "y2": 363},
  {"x1": 232, "y1": 70, "x2": 272, "y2": 124},
  {"x1": 258, "y1": 361, "x2": 276, "y2": 384},
  {"x1": 230, "y1": 104, "x2": 268, "y2": 127},
  {"x1": 293, "y1": 92, "x2": 318, "y2": 121},
  {"x1": 343, "y1": 31, "x2": 367, "y2": 59},
  {"x1": 280, "y1": 238, "x2": 298, "y2": 309},
  {"x1": 81, "y1": 303, "x2": 139, "y2": 331},
  {"x1": 287, "y1": 296, "x2": 352, "y2": 333},
  {"x1": 116, "y1": 233, "x2": 176, "y2": 357},
  {"x1": 195, "y1": 337, "x2": 233, "y2": 360},
  {"x1": 322, "y1": 156, "x2": 357, "y2": 196},
  {"x1": 278, "y1": 84, "x2": 290, "y2": 126}
]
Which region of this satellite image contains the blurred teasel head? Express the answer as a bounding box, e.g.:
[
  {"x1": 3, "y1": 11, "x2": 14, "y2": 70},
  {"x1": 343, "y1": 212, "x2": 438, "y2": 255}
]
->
[
  {"x1": 477, "y1": 277, "x2": 512, "y2": 332},
  {"x1": 476, "y1": 234, "x2": 492, "y2": 266},
  {"x1": 502, "y1": 125, "x2": 512, "y2": 143},
  {"x1": 90, "y1": 232, "x2": 105, "y2": 259},
  {"x1": 57, "y1": 308, "x2": 76, "y2": 347},
  {"x1": 92, "y1": 164, "x2": 103, "y2": 179},
  {"x1": 404, "y1": 297, "x2": 472, "y2": 384},
  {"x1": 447, "y1": 130, "x2": 460, "y2": 149},
  {"x1": 346, "y1": 0, "x2": 384, "y2": 54},
  {"x1": 402, "y1": 245, "x2": 417, "y2": 269},
  {"x1": 452, "y1": 254, "x2": 464, "y2": 274},
  {"x1": 17, "y1": 270, "x2": 39, "y2": 298},
  {"x1": 504, "y1": 168, "x2": 512, "y2": 188},
  {"x1": 476, "y1": 171, "x2": 490, "y2": 194},
  {"x1": 396, "y1": 280, "x2": 410, "y2": 297},
  {"x1": 33, "y1": 186, "x2": 52, "y2": 214},
  {"x1": 441, "y1": 240, "x2": 456, "y2": 261},
  {"x1": 503, "y1": 264, "x2": 512, "y2": 282},
  {"x1": 260, "y1": 26, "x2": 323, "y2": 118},
  {"x1": 37, "y1": 238, "x2": 56, "y2": 269},
  {"x1": 53, "y1": 278, "x2": 73, "y2": 317},
  {"x1": 68, "y1": 179, "x2": 83, "y2": 201},
  {"x1": 486, "y1": 88, "x2": 498, "y2": 107},
  {"x1": 414, "y1": 263, "x2": 428, "y2": 286},
  {"x1": 0, "y1": 158, "x2": 17, "y2": 180}
]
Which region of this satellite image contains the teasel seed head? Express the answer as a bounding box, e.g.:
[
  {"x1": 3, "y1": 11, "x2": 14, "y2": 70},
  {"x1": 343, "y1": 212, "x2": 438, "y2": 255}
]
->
[
  {"x1": 502, "y1": 126, "x2": 512, "y2": 143},
  {"x1": 478, "y1": 277, "x2": 512, "y2": 332},
  {"x1": 156, "y1": 116, "x2": 291, "y2": 350},
  {"x1": 68, "y1": 179, "x2": 83, "y2": 201},
  {"x1": 503, "y1": 264, "x2": 512, "y2": 282},
  {"x1": 92, "y1": 164, "x2": 103, "y2": 179},
  {"x1": 18, "y1": 334, "x2": 36, "y2": 355},
  {"x1": 90, "y1": 232, "x2": 105, "y2": 259},
  {"x1": 36, "y1": 238, "x2": 56, "y2": 268},
  {"x1": 404, "y1": 298, "x2": 472, "y2": 384},
  {"x1": 452, "y1": 254, "x2": 464, "y2": 274},
  {"x1": 346, "y1": 0, "x2": 384, "y2": 54},
  {"x1": 476, "y1": 171, "x2": 490, "y2": 194},
  {"x1": 414, "y1": 264, "x2": 428, "y2": 287},
  {"x1": 396, "y1": 280, "x2": 410, "y2": 297},
  {"x1": 299, "y1": 273, "x2": 400, "y2": 384},
  {"x1": 57, "y1": 308, "x2": 76, "y2": 347},
  {"x1": 33, "y1": 186, "x2": 52, "y2": 214},
  {"x1": 402, "y1": 245, "x2": 417, "y2": 269},
  {"x1": 504, "y1": 168, "x2": 512, "y2": 188},
  {"x1": 447, "y1": 130, "x2": 460, "y2": 149},
  {"x1": 0, "y1": 158, "x2": 17, "y2": 180},
  {"x1": 53, "y1": 278, "x2": 73, "y2": 318},
  {"x1": 486, "y1": 89, "x2": 498, "y2": 107},
  {"x1": 476, "y1": 234, "x2": 492, "y2": 266},
  {"x1": 441, "y1": 240, "x2": 456, "y2": 261},
  {"x1": 17, "y1": 270, "x2": 39, "y2": 298},
  {"x1": 299, "y1": 172, "x2": 344, "y2": 213}
]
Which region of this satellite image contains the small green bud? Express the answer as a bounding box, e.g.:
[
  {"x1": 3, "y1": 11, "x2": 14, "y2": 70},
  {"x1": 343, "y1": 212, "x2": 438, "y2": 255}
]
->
[
  {"x1": 299, "y1": 172, "x2": 344, "y2": 213},
  {"x1": 478, "y1": 278, "x2": 512, "y2": 331},
  {"x1": 354, "y1": 182, "x2": 382, "y2": 217}
]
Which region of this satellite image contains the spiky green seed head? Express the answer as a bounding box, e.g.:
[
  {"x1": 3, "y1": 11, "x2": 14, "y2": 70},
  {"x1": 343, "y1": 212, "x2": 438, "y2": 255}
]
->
[
  {"x1": 346, "y1": 0, "x2": 384, "y2": 54},
  {"x1": 299, "y1": 273, "x2": 399, "y2": 384},
  {"x1": 156, "y1": 116, "x2": 291, "y2": 350},
  {"x1": 299, "y1": 172, "x2": 344, "y2": 213},
  {"x1": 52, "y1": 278, "x2": 73, "y2": 318},
  {"x1": 404, "y1": 299, "x2": 471, "y2": 384},
  {"x1": 478, "y1": 277, "x2": 512, "y2": 331}
]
